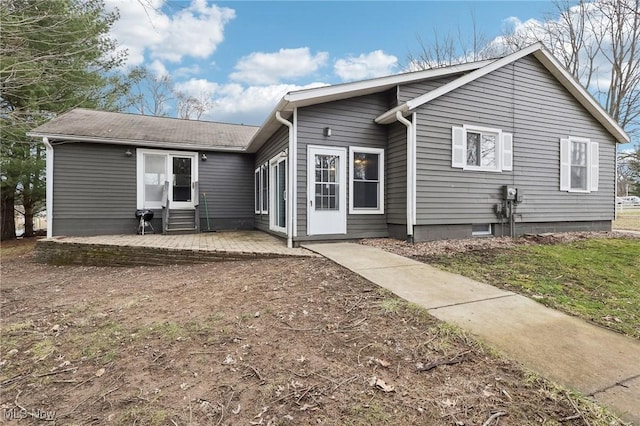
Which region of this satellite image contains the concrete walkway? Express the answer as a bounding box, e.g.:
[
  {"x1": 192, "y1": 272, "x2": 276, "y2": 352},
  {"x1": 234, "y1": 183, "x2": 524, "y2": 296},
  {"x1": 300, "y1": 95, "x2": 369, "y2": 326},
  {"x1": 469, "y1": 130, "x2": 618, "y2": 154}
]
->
[{"x1": 303, "y1": 242, "x2": 640, "y2": 424}]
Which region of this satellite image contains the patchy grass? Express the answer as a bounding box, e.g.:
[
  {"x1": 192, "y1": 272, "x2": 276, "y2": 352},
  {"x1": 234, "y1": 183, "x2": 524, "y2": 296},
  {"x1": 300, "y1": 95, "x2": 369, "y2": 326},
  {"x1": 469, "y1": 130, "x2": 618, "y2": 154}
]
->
[
  {"x1": 0, "y1": 237, "x2": 38, "y2": 258},
  {"x1": 613, "y1": 208, "x2": 640, "y2": 231},
  {"x1": 424, "y1": 238, "x2": 640, "y2": 339},
  {"x1": 0, "y1": 243, "x2": 627, "y2": 425}
]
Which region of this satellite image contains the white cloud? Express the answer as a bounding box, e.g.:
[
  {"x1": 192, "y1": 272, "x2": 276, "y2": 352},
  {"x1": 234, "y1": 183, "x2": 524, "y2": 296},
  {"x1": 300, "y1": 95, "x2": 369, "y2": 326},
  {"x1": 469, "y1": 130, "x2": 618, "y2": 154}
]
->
[
  {"x1": 148, "y1": 59, "x2": 169, "y2": 77},
  {"x1": 230, "y1": 48, "x2": 329, "y2": 85},
  {"x1": 334, "y1": 50, "x2": 398, "y2": 81},
  {"x1": 106, "y1": 0, "x2": 235, "y2": 67},
  {"x1": 173, "y1": 64, "x2": 202, "y2": 79},
  {"x1": 175, "y1": 79, "x2": 328, "y2": 124}
]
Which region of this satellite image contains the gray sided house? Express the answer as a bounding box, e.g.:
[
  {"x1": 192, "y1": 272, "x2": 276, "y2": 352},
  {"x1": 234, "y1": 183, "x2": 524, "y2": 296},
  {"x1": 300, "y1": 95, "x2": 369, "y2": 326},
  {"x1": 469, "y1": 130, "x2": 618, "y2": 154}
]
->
[{"x1": 29, "y1": 43, "x2": 629, "y2": 245}]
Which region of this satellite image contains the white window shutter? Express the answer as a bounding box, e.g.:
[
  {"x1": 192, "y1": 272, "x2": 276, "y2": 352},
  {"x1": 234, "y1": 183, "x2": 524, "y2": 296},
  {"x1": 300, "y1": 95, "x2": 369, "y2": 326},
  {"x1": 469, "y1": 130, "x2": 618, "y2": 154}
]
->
[
  {"x1": 590, "y1": 142, "x2": 599, "y2": 192},
  {"x1": 502, "y1": 132, "x2": 513, "y2": 171},
  {"x1": 451, "y1": 126, "x2": 465, "y2": 168},
  {"x1": 560, "y1": 138, "x2": 571, "y2": 191}
]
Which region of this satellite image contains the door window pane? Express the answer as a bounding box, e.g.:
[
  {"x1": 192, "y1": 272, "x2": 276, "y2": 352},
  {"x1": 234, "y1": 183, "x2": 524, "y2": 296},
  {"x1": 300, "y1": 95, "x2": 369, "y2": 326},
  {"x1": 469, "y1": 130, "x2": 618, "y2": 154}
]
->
[
  {"x1": 144, "y1": 154, "x2": 166, "y2": 204},
  {"x1": 315, "y1": 154, "x2": 339, "y2": 211},
  {"x1": 172, "y1": 157, "x2": 192, "y2": 202}
]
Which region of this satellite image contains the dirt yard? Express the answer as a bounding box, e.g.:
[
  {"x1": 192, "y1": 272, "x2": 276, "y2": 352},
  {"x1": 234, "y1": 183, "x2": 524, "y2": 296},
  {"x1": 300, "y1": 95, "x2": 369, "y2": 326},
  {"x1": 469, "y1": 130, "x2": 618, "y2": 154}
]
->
[{"x1": 0, "y1": 239, "x2": 624, "y2": 425}]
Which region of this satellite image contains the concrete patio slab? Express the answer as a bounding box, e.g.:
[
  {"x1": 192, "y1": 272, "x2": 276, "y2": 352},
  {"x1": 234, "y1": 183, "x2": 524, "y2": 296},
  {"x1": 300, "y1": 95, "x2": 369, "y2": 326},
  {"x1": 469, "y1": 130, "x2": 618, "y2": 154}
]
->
[
  {"x1": 50, "y1": 231, "x2": 314, "y2": 256},
  {"x1": 303, "y1": 242, "x2": 640, "y2": 424},
  {"x1": 36, "y1": 231, "x2": 316, "y2": 266}
]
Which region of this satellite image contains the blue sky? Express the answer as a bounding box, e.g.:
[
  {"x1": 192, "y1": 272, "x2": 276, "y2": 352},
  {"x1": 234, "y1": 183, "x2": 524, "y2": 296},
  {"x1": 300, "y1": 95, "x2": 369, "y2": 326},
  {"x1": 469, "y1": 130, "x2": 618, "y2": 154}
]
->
[
  {"x1": 106, "y1": 0, "x2": 636, "y2": 153},
  {"x1": 108, "y1": 0, "x2": 559, "y2": 125}
]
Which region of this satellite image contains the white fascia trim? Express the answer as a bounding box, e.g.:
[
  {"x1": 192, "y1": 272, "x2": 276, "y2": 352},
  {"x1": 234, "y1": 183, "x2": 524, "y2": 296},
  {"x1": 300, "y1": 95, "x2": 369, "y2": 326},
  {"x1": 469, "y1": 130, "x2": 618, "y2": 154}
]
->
[
  {"x1": 375, "y1": 43, "x2": 630, "y2": 144},
  {"x1": 532, "y1": 50, "x2": 629, "y2": 144},
  {"x1": 275, "y1": 110, "x2": 295, "y2": 247},
  {"x1": 376, "y1": 43, "x2": 544, "y2": 125},
  {"x1": 285, "y1": 60, "x2": 490, "y2": 103},
  {"x1": 248, "y1": 61, "x2": 493, "y2": 151},
  {"x1": 409, "y1": 44, "x2": 544, "y2": 109},
  {"x1": 26, "y1": 132, "x2": 246, "y2": 152},
  {"x1": 43, "y1": 137, "x2": 54, "y2": 238}
]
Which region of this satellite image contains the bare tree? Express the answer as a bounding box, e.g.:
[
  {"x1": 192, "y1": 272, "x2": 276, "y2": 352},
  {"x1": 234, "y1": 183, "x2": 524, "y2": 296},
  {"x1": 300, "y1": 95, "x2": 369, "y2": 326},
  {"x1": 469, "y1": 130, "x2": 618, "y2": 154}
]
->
[
  {"x1": 407, "y1": 12, "x2": 501, "y2": 70},
  {"x1": 176, "y1": 91, "x2": 213, "y2": 120},
  {"x1": 125, "y1": 66, "x2": 174, "y2": 116},
  {"x1": 502, "y1": 0, "x2": 640, "y2": 137}
]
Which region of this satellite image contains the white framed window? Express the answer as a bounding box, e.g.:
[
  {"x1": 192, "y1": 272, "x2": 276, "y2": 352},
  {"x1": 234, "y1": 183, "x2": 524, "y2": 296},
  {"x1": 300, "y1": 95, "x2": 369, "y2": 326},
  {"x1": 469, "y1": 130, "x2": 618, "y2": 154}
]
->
[
  {"x1": 255, "y1": 164, "x2": 269, "y2": 214},
  {"x1": 254, "y1": 167, "x2": 261, "y2": 214},
  {"x1": 472, "y1": 223, "x2": 492, "y2": 236},
  {"x1": 451, "y1": 125, "x2": 513, "y2": 172},
  {"x1": 560, "y1": 137, "x2": 599, "y2": 193},
  {"x1": 349, "y1": 147, "x2": 384, "y2": 214},
  {"x1": 261, "y1": 164, "x2": 269, "y2": 214}
]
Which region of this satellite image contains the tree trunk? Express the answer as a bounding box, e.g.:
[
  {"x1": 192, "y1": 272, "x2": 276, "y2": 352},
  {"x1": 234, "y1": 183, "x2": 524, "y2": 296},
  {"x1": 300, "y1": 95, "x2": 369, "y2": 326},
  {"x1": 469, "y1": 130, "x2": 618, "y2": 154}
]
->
[
  {"x1": 24, "y1": 199, "x2": 34, "y2": 237},
  {"x1": 1, "y1": 188, "x2": 17, "y2": 241}
]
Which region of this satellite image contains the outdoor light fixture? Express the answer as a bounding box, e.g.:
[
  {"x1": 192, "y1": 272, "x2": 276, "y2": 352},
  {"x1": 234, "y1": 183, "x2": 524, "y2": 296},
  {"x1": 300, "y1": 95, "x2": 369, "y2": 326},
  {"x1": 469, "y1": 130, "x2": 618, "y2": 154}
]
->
[
  {"x1": 280, "y1": 149, "x2": 288, "y2": 158},
  {"x1": 125, "y1": 149, "x2": 133, "y2": 157},
  {"x1": 323, "y1": 127, "x2": 332, "y2": 137},
  {"x1": 201, "y1": 153, "x2": 207, "y2": 161}
]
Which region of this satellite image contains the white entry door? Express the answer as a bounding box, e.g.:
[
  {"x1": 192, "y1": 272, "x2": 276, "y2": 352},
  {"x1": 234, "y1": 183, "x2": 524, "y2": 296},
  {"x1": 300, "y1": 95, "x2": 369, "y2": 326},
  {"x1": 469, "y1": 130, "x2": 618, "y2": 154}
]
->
[
  {"x1": 169, "y1": 154, "x2": 197, "y2": 209},
  {"x1": 307, "y1": 146, "x2": 346, "y2": 235}
]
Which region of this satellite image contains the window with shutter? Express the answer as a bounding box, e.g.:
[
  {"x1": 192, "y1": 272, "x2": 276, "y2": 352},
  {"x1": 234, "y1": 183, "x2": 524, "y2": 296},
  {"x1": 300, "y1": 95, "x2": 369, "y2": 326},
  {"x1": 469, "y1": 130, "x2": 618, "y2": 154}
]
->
[
  {"x1": 559, "y1": 137, "x2": 598, "y2": 193},
  {"x1": 451, "y1": 125, "x2": 512, "y2": 172}
]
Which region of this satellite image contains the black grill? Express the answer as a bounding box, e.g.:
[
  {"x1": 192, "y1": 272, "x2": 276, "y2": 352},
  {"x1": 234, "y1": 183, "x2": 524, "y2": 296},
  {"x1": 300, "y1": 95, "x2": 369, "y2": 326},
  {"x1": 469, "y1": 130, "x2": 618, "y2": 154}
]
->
[{"x1": 135, "y1": 209, "x2": 155, "y2": 235}]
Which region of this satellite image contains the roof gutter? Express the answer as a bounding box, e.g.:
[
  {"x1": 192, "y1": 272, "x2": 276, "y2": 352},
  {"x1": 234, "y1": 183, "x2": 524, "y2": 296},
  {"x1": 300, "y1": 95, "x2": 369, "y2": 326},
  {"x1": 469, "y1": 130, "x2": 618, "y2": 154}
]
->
[
  {"x1": 26, "y1": 132, "x2": 247, "y2": 152},
  {"x1": 375, "y1": 104, "x2": 410, "y2": 125},
  {"x1": 395, "y1": 111, "x2": 415, "y2": 243},
  {"x1": 275, "y1": 111, "x2": 295, "y2": 248}
]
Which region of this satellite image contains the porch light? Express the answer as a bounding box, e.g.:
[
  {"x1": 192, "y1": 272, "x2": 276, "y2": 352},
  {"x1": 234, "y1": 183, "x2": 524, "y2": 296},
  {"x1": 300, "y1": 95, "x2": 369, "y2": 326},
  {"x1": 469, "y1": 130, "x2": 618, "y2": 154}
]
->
[
  {"x1": 201, "y1": 153, "x2": 207, "y2": 161},
  {"x1": 323, "y1": 127, "x2": 332, "y2": 137},
  {"x1": 125, "y1": 149, "x2": 133, "y2": 157}
]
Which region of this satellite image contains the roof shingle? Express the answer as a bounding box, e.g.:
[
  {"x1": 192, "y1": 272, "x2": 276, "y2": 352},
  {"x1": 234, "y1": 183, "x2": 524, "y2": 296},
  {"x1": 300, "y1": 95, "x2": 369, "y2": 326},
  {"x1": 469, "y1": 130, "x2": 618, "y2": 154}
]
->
[{"x1": 28, "y1": 108, "x2": 259, "y2": 151}]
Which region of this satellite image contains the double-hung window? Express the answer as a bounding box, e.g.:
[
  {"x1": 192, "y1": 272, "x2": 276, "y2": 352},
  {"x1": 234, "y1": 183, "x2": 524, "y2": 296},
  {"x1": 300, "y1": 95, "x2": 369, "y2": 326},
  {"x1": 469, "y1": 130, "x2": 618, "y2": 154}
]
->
[
  {"x1": 560, "y1": 137, "x2": 599, "y2": 192},
  {"x1": 349, "y1": 147, "x2": 384, "y2": 214},
  {"x1": 451, "y1": 125, "x2": 513, "y2": 172}
]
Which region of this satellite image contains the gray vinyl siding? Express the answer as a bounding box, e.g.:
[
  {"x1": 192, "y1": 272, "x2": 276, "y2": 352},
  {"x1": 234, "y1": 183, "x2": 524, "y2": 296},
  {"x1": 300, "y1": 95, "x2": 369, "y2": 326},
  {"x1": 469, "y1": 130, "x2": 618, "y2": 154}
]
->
[
  {"x1": 52, "y1": 142, "x2": 137, "y2": 236},
  {"x1": 295, "y1": 93, "x2": 389, "y2": 240},
  {"x1": 397, "y1": 74, "x2": 462, "y2": 103},
  {"x1": 386, "y1": 122, "x2": 407, "y2": 225},
  {"x1": 410, "y1": 55, "x2": 616, "y2": 231},
  {"x1": 198, "y1": 152, "x2": 254, "y2": 230},
  {"x1": 254, "y1": 126, "x2": 288, "y2": 233}
]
